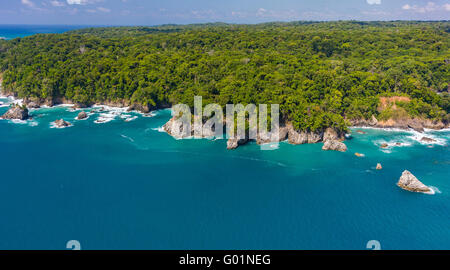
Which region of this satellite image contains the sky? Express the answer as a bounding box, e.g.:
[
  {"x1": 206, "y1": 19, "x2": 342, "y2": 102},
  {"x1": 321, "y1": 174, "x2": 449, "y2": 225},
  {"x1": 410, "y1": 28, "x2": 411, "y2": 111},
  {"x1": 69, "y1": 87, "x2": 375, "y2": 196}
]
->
[{"x1": 0, "y1": 0, "x2": 449, "y2": 25}]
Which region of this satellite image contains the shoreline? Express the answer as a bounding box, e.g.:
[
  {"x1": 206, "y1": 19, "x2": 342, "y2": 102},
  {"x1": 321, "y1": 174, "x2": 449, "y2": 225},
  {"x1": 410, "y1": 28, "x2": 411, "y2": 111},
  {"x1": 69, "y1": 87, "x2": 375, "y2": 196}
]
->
[{"x1": 2, "y1": 93, "x2": 449, "y2": 134}]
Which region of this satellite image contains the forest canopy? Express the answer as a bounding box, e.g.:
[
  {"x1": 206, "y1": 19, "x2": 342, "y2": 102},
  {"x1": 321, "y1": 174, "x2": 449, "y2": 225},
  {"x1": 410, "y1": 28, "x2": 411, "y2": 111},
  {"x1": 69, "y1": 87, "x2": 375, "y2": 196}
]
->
[{"x1": 0, "y1": 21, "x2": 449, "y2": 132}]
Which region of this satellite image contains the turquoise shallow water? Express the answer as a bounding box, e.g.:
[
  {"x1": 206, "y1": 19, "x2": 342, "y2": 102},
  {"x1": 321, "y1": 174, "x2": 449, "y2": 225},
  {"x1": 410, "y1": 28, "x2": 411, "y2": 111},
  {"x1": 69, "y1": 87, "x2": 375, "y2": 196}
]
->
[{"x1": 0, "y1": 96, "x2": 449, "y2": 250}]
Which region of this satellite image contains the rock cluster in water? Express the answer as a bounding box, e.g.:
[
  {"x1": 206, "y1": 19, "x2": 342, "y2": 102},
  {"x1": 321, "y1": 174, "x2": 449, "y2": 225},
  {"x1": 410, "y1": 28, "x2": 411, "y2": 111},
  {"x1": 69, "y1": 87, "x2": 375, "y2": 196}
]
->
[
  {"x1": 420, "y1": 137, "x2": 436, "y2": 143},
  {"x1": 53, "y1": 119, "x2": 72, "y2": 128},
  {"x1": 397, "y1": 170, "x2": 432, "y2": 194},
  {"x1": 1, "y1": 105, "x2": 29, "y2": 120},
  {"x1": 321, "y1": 128, "x2": 347, "y2": 152},
  {"x1": 163, "y1": 116, "x2": 348, "y2": 151}
]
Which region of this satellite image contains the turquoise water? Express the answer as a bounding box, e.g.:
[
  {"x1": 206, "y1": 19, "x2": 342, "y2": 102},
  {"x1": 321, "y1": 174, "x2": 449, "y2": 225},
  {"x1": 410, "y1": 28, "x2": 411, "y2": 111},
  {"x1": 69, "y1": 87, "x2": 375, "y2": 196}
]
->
[
  {"x1": 0, "y1": 26, "x2": 449, "y2": 250},
  {"x1": 0, "y1": 96, "x2": 449, "y2": 250}
]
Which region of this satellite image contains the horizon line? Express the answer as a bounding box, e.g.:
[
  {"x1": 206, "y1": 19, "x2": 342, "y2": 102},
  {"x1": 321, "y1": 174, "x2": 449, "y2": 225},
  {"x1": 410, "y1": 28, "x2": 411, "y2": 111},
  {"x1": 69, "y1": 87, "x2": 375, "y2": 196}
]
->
[{"x1": 0, "y1": 19, "x2": 449, "y2": 28}]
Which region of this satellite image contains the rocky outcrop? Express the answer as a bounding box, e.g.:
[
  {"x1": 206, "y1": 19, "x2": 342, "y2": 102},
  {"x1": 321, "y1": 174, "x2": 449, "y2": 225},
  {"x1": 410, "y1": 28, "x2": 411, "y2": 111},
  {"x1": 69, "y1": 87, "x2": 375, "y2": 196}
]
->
[
  {"x1": 349, "y1": 115, "x2": 448, "y2": 132},
  {"x1": 1, "y1": 105, "x2": 29, "y2": 120},
  {"x1": 162, "y1": 117, "x2": 348, "y2": 150},
  {"x1": 397, "y1": 170, "x2": 433, "y2": 194},
  {"x1": 286, "y1": 124, "x2": 326, "y2": 145},
  {"x1": 26, "y1": 101, "x2": 40, "y2": 109},
  {"x1": 53, "y1": 119, "x2": 72, "y2": 128},
  {"x1": 420, "y1": 137, "x2": 436, "y2": 143},
  {"x1": 76, "y1": 111, "x2": 88, "y2": 120},
  {"x1": 322, "y1": 140, "x2": 347, "y2": 152},
  {"x1": 163, "y1": 116, "x2": 189, "y2": 139},
  {"x1": 227, "y1": 138, "x2": 249, "y2": 150},
  {"x1": 256, "y1": 126, "x2": 289, "y2": 145},
  {"x1": 128, "y1": 103, "x2": 152, "y2": 113}
]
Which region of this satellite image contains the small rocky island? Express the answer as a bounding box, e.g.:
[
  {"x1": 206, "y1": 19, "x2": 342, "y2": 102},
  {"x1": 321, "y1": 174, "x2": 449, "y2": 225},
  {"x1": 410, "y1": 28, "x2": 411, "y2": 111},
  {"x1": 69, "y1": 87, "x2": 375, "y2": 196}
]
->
[
  {"x1": 397, "y1": 170, "x2": 433, "y2": 194},
  {"x1": 53, "y1": 119, "x2": 72, "y2": 128},
  {"x1": 0, "y1": 104, "x2": 29, "y2": 120},
  {"x1": 76, "y1": 111, "x2": 88, "y2": 120}
]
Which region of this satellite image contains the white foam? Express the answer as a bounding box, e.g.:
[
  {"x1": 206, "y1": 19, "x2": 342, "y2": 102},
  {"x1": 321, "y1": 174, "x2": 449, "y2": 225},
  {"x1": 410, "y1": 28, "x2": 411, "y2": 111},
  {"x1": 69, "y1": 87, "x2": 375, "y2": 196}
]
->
[
  {"x1": 75, "y1": 115, "x2": 89, "y2": 121},
  {"x1": 260, "y1": 142, "x2": 280, "y2": 151},
  {"x1": 423, "y1": 188, "x2": 436, "y2": 195},
  {"x1": 120, "y1": 134, "x2": 135, "y2": 142},
  {"x1": 152, "y1": 127, "x2": 165, "y2": 133},
  {"x1": 49, "y1": 122, "x2": 73, "y2": 129},
  {"x1": 428, "y1": 186, "x2": 441, "y2": 194},
  {"x1": 124, "y1": 116, "x2": 138, "y2": 122},
  {"x1": 407, "y1": 130, "x2": 447, "y2": 146},
  {"x1": 9, "y1": 119, "x2": 27, "y2": 125},
  {"x1": 94, "y1": 112, "x2": 119, "y2": 124}
]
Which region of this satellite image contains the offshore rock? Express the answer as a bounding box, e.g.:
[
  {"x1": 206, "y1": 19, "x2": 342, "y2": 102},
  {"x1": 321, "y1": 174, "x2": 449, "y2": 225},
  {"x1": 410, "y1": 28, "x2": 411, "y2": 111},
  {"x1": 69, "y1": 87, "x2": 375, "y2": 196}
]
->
[
  {"x1": 322, "y1": 140, "x2": 347, "y2": 152},
  {"x1": 1, "y1": 105, "x2": 29, "y2": 120},
  {"x1": 397, "y1": 170, "x2": 433, "y2": 194},
  {"x1": 227, "y1": 138, "x2": 249, "y2": 150},
  {"x1": 76, "y1": 111, "x2": 88, "y2": 120},
  {"x1": 53, "y1": 119, "x2": 72, "y2": 128}
]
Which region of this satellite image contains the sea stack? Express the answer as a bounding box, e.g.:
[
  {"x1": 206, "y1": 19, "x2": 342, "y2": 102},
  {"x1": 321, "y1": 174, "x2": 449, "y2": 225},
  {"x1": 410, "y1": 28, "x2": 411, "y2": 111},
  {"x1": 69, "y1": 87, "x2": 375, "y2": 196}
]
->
[
  {"x1": 1, "y1": 104, "x2": 29, "y2": 120},
  {"x1": 53, "y1": 119, "x2": 72, "y2": 128},
  {"x1": 76, "y1": 111, "x2": 88, "y2": 120},
  {"x1": 322, "y1": 140, "x2": 347, "y2": 152},
  {"x1": 227, "y1": 138, "x2": 249, "y2": 150},
  {"x1": 397, "y1": 170, "x2": 433, "y2": 194}
]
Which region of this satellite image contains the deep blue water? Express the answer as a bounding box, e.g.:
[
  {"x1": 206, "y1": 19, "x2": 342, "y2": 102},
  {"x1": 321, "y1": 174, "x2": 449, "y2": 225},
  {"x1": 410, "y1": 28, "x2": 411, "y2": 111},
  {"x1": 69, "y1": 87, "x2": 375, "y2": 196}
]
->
[{"x1": 0, "y1": 97, "x2": 449, "y2": 250}]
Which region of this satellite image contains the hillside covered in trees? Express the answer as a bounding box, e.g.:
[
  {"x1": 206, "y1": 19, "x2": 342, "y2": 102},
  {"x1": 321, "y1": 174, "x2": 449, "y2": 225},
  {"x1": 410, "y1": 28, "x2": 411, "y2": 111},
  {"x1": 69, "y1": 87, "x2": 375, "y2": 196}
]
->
[{"x1": 0, "y1": 21, "x2": 449, "y2": 132}]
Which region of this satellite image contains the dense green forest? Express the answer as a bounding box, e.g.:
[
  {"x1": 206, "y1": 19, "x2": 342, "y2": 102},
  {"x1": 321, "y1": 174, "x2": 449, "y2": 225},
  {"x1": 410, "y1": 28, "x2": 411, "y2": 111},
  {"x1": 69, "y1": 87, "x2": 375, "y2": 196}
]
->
[{"x1": 0, "y1": 21, "x2": 449, "y2": 132}]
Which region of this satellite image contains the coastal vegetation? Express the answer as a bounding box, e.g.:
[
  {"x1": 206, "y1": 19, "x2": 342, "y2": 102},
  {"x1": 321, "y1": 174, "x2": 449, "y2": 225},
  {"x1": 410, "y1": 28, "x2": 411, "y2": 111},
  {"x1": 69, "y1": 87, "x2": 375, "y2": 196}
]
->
[{"x1": 0, "y1": 21, "x2": 449, "y2": 133}]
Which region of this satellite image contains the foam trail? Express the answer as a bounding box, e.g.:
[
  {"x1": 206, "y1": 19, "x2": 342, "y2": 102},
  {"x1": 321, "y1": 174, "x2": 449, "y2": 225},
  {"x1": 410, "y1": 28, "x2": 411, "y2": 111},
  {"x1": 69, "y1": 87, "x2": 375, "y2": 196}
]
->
[{"x1": 120, "y1": 134, "x2": 135, "y2": 143}]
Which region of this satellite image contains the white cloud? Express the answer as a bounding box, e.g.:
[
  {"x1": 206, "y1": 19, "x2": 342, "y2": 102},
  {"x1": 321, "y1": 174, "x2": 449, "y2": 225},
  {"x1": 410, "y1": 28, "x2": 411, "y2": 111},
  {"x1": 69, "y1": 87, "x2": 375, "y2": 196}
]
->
[
  {"x1": 66, "y1": 0, "x2": 99, "y2": 5},
  {"x1": 402, "y1": 4, "x2": 411, "y2": 10},
  {"x1": 444, "y1": 3, "x2": 450, "y2": 11},
  {"x1": 86, "y1": 6, "x2": 111, "y2": 13},
  {"x1": 402, "y1": 2, "x2": 439, "y2": 13},
  {"x1": 50, "y1": 0, "x2": 65, "y2": 7},
  {"x1": 366, "y1": 0, "x2": 381, "y2": 5},
  {"x1": 97, "y1": 7, "x2": 110, "y2": 13},
  {"x1": 21, "y1": 0, "x2": 35, "y2": 8}
]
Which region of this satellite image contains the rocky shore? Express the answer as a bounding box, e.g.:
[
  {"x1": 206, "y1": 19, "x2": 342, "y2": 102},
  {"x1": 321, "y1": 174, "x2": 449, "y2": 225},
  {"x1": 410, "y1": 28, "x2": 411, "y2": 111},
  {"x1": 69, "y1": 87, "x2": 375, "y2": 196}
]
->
[
  {"x1": 6, "y1": 93, "x2": 156, "y2": 114},
  {"x1": 348, "y1": 116, "x2": 448, "y2": 133},
  {"x1": 163, "y1": 116, "x2": 348, "y2": 151}
]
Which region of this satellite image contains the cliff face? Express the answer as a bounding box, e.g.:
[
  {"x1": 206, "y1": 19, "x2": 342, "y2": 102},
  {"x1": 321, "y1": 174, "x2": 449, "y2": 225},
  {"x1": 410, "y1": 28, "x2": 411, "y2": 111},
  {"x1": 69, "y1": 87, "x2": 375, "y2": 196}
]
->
[
  {"x1": 348, "y1": 96, "x2": 449, "y2": 132},
  {"x1": 348, "y1": 116, "x2": 447, "y2": 132}
]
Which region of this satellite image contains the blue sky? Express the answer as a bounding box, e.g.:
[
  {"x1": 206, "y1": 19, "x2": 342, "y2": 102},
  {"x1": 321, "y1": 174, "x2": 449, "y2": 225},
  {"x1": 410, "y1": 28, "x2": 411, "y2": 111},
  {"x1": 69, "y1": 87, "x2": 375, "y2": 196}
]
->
[{"x1": 0, "y1": 0, "x2": 449, "y2": 25}]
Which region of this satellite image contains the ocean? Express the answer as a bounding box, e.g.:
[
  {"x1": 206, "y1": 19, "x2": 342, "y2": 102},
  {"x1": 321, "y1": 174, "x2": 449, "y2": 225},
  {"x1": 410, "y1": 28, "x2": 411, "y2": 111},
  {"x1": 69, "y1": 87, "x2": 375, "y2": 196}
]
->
[
  {"x1": 0, "y1": 25, "x2": 87, "y2": 40},
  {"x1": 0, "y1": 26, "x2": 449, "y2": 250}
]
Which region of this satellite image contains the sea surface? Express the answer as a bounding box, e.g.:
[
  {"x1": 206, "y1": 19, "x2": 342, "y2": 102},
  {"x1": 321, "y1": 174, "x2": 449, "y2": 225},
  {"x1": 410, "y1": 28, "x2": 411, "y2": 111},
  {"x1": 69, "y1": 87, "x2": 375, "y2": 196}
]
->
[
  {"x1": 0, "y1": 26, "x2": 449, "y2": 250},
  {"x1": 0, "y1": 25, "x2": 90, "y2": 40}
]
